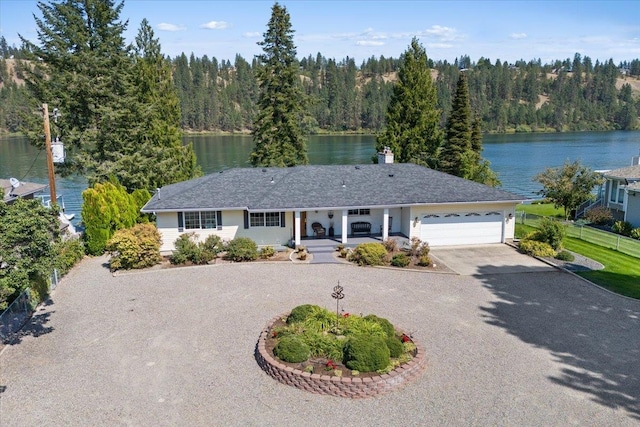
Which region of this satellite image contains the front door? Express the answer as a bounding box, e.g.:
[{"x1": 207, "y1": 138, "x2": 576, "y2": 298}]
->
[{"x1": 301, "y1": 211, "x2": 307, "y2": 237}]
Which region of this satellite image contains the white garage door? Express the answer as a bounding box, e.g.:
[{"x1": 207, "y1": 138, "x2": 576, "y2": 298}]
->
[{"x1": 420, "y1": 211, "x2": 503, "y2": 246}]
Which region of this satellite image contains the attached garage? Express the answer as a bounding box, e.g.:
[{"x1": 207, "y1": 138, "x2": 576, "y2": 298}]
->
[{"x1": 420, "y1": 211, "x2": 504, "y2": 246}]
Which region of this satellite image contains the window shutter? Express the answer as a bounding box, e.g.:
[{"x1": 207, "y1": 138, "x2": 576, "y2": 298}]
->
[
  {"x1": 177, "y1": 212, "x2": 184, "y2": 232},
  {"x1": 216, "y1": 211, "x2": 222, "y2": 230},
  {"x1": 280, "y1": 212, "x2": 285, "y2": 227},
  {"x1": 244, "y1": 211, "x2": 249, "y2": 229}
]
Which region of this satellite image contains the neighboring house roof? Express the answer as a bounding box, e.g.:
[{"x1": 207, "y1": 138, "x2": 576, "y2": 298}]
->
[
  {"x1": 142, "y1": 163, "x2": 523, "y2": 212},
  {"x1": 604, "y1": 165, "x2": 640, "y2": 180},
  {"x1": 627, "y1": 182, "x2": 640, "y2": 192},
  {"x1": 0, "y1": 178, "x2": 47, "y2": 204}
]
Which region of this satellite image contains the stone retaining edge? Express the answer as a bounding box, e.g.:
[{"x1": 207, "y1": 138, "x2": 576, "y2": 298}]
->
[{"x1": 255, "y1": 313, "x2": 426, "y2": 399}]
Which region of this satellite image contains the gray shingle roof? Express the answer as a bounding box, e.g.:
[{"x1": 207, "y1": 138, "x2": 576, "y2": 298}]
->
[
  {"x1": 0, "y1": 179, "x2": 47, "y2": 203},
  {"x1": 604, "y1": 165, "x2": 640, "y2": 180},
  {"x1": 142, "y1": 163, "x2": 523, "y2": 212}
]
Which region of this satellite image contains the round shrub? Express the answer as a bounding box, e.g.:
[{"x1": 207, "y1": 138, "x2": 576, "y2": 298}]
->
[
  {"x1": 518, "y1": 239, "x2": 556, "y2": 257},
  {"x1": 612, "y1": 220, "x2": 633, "y2": 237},
  {"x1": 224, "y1": 237, "x2": 258, "y2": 261},
  {"x1": 363, "y1": 314, "x2": 395, "y2": 337},
  {"x1": 555, "y1": 250, "x2": 575, "y2": 261},
  {"x1": 584, "y1": 206, "x2": 613, "y2": 225},
  {"x1": 417, "y1": 255, "x2": 431, "y2": 267},
  {"x1": 260, "y1": 245, "x2": 276, "y2": 259},
  {"x1": 273, "y1": 336, "x2": 310, "y2": 363},
  {"x1": 287, "y1": 304, "x2": 322, "y2": 324},
  {"x1": 385, "y1": 336, "x2": 404, "y2": 358},
  {"x1": 535, "y1": 217, "x2": 566, "y2": 250},
  {"x1": 631, "y1": 228, "x2": 640, "y2": 240},
  {"x1": 106, "y1": 223, "x2": 162, "y2": 270},
  {"x1": 390, "y1": 253, "x2": 410, "y2": 267},
  {"x1": 343, "y1": 335, "x2": 390, "y2": 372},
  {"x1": 349, "y1": 242, "x2": 387, "y2": 266}
]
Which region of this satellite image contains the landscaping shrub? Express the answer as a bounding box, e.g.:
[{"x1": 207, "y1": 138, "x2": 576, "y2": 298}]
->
[
  {"x1": 417, "y1": 255, "x2": 431, "y2": 267},
  {"x1": 342, "y1": 335, "x2": 390, "y2": 372},
  {"x1": 348, "y1": 242, "x2": 387, "y2": 266},
  {"x1": 408, "y1": 237, "x2": 430, "y2": 258},
  {"x1": 106, "y1": 223, "x2": 162, "y2": 271},
  {"x1": 287, "y1": 304, "x2": 323, "y2": 324},
  {"x1": 385, "y1": 336, "x2": 404, "y2": 358},
  {"x1": 273, "y1": 336, "x2": 310, "y2": 363},
  {"x1": 363, "y1": 314, "x2": 395, "y2": 337},
  {"x1": 631, "y1": 228, "x2": 640, "y2": 240},
  {"x1": 584, "y1": 206, "x2": 613, "y2": 225},
  {"x1": 390, "y1": 253, "x2": 410, "y2": 267},
  {"x1": 555, "y1": 250, "x2": 575, "y2": 261},
  {"x1": 53, "y1": 238, "x2": 85, "y2": 276},
  {"x1": 534, "y1": 217, "x2": 566, "y2": 250},
  {"x1": 612, "y1": 220, "x2": 633, "y2": 237},
  {"x1": 171, "y1": 233, "x2": 221, "y2": 265},
  {"x1": 224, "y1": 237, "x2": 258, "y2": 261},
  {"x1": 301, "y1": 331, "x2": 344, "y2": 360},
  {"x1": 260, "y1": 245, "x2": 276, "y2": 259},
  {"x1": 382, "y1": 238, "x2": 399, "y2": 253},
  {"x1": 518, "y1": 239, "x2": 556, "y2": 257}
]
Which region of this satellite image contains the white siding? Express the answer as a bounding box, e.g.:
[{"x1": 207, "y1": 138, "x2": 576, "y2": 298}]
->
[{"x1": 625, "y1": 191, "x2": 640, "y2": 228}]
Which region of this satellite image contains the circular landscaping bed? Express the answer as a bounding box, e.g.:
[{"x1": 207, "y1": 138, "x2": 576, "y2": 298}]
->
[{"x1": 255, "y1": 305, "x2": 426, "y2": 398}]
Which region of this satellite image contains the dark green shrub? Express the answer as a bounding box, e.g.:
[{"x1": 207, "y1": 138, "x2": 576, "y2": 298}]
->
[
  {"x1": 288, "y1": 304, "x2": 322, "y2": 324},
  {"x1": 390, "y1": 253, "x2": 410, "y2": 267},
  {"x1": 349, "y1": 242, "x2": 387, "y2": 266},
  {"x1": 534, "y1": 217, "x2": 566, "y2": 250},
  {"x1": 612, "y1": 220, "x2": 633, "y2": 237},
  {"x1": 363, "y1": 314, "x2": 395, "y2": 337},
  {"x1": 519, "y1": 239, "x2": 556, "y2": 257},
  {"x1": 385, "y1": 336, "x2": 404, "y2": 358},
  {"x1": 259, "y1": 245, "x2": 276, "y2": 259},
  {"x1": 584, "y1": 206, "x2": 613, "y2": 225},
  {"x1": 106, "y1": 223, "x2": 162, "y2": 271},
  {"x1": 224, "y1": 237, "x2": 258, "y2": 261},
  {"x1": 171, "y1": 233, "x2": 218, "y2": 265},
  {"x1": 555, "y1": 250, "x2": 575, "y2": 261},
  {"x1": 631, "y1": 228, "x2": 640, "y2": 240},
  {"x1": 343, "y1": 335, "x2": 390, "y2": 372},
  {"x1": 53, "y1": 238, "x2": 85, "y2": 276},
  {"x1": 273, "y1": 336, "x2": 310, "y2": 363}
]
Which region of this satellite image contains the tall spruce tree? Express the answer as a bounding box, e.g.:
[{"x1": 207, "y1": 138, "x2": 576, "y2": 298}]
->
[
  {"x1": 375, "y1": 37, "x2": 442, "y2": 166},
  {"x1": 19, "y1": 1, "x2": 199, "y2": 191},
  {"x1": 440, "y1": 72, "x2": 472, "y2": 176},
  {"x1": 250, "y1": 2, "x2": 308, "y2": 167}
]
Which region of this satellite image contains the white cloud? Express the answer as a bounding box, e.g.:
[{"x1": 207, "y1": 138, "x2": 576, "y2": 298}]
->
[
  {"x1": 510, "y1": 33, "x2": 528, "y2": 40},
  {"x1": 243, "y1": 31, "x2": 261, "y2": 38},
  {"x1": 157, "y1": 23, "x2": 185, "y2": 32},
  {"x1": 356, "y1": 40, "x2": 385, "y2": 47},
  {"x1": 422, "y1": 25, "x2": 462, "y2": 42},
  {"x1": 200, "y1": 21, "x2": 230, "y2": 30}
]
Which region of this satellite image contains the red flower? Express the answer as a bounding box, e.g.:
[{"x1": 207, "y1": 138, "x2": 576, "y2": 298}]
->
[
  {"x1": 326, "y1": 360, "x2": 337, "y2": 369},
  {"x1": 272, "y1": 331, "x2": 278, "y2": 338},
  {"x1": 342, "y1": 312, "x2": 350, "y2": 318},
  {"x1": 401, "y1": 334, "x2": 410, "y2": 343}
]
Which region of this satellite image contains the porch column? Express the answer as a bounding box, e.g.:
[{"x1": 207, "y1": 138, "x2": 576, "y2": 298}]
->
[
  {"x1": 341, "y1": 209, "x2": 348, "y2": 244},
  {"x1": 294, "y1": 210, "x2": 301, "y2": 246},
  {"x1": 382, "y1": 208, "x2": 389, "y2": 240}
]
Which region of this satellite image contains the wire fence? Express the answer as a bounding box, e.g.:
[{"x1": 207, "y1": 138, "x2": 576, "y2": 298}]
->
[
  {"x1": 519, "y1": 212, "x2": 640, "y2": 259},
  {"x1": 0, "y1": 269, "x2": 60, "y2": 343}
]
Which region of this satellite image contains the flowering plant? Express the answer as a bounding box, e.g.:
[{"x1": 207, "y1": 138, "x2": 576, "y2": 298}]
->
[
  {"x1": 342, "y1": 312, "x2": 350, "y2": 318},
  {"x1": 325, "y1": 360, "x2": 337, "y2": 370},
  {"x1": 401, "y1": 334, "x2": 410, "y2": 343}
]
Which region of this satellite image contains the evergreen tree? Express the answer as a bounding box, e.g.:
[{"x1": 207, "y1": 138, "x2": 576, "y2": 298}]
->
[
  {"x1": 375, "y1": 38, "x2": 442, "y2": 166},
  {"x1": 440, "y1": 72, "x2": 472, "y2": 176},
  {"x1": 250, "y1": 2, "x2": 308, "y2": 167}
]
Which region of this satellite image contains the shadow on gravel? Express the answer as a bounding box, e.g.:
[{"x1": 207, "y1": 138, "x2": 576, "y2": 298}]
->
[
  {"x1": 476, "y1": 266, "x2": 640, "y2": 421},
  {"x1": 3, "y1": 307, "x2": 55, "y2": 346}
]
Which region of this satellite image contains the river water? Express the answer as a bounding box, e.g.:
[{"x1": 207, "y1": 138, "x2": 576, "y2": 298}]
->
[{"x1": 1, "y1": 131, "x2": 639, "y2": 222}]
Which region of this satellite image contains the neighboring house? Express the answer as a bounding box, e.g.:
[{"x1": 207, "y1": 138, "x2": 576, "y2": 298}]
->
[
  {"x1": 601, "y1": 153, "x2": 640, "y2": 227},
  {"x1": 142, "y1": 151, "x2": 524, "y2": 252},
  {"x1": 1, "y1": 178, "x2": 47, "y2": 204}
]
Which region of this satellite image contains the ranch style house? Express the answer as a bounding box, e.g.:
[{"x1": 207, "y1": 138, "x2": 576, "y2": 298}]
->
[{"x1": 142, "y1": 150, "x2": 524, "y2": 253}]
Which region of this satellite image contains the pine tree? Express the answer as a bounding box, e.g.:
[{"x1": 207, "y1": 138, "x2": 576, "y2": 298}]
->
[
  {"x1": 375, "y1": 38, "x2": 442, "y2": 166},
  {"x1": 250, "y1": 2, "x2": 308, "y2": 167},
  {"x1": 440, "y1": 72, "x2": 472, "y2": 176}
]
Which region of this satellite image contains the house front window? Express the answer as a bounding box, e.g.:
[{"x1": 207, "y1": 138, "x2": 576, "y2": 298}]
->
[
  {"x1": 250, "y1": 212, "x2": 281, "y2": 227},
  {"x1": 183, "y1": 211, "x2": 219, "y2": 229},
  {"x1": 610, "y1": 181, "x2": 618, "y2": 202},
  {"x1": 348, "y1": 209, "x2": 370, "y2": 216}
]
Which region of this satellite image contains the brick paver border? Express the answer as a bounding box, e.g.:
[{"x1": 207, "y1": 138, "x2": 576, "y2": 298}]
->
[{"x1": 255, "y1": 313, "x2": 427, "y2": 398}]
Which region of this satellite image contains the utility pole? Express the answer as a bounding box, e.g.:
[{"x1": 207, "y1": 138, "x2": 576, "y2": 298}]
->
[{"x1": 42, "y1": 103, "x2": 57, "y2": 204}]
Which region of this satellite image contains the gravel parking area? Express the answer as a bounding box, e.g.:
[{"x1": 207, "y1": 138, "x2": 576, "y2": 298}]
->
[{"x1": 1, "y1": 256, "x2": 639, "y2": 426}]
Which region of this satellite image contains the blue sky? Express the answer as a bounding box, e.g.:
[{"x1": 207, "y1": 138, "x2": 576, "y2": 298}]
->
[{"x1": 1, "y1": 0, "x2": 639, "y2": 64}]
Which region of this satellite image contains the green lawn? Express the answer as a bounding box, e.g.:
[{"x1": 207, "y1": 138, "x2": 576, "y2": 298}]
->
[
  {"x1": 515, "y1": 224, "x2": 640, "y2": 299},
  {"x1": 516, "y1": 202, "x2": 564, "y2": 218}
]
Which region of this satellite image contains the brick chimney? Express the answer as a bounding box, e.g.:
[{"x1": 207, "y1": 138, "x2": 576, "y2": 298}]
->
[{"x1": 378, "y1": 146, "x2": 394, "y2": 164}]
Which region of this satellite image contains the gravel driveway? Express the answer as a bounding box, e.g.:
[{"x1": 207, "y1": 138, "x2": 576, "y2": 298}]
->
[{"x1": 1, "y1": 256, "x2": 639, "y2": 426}]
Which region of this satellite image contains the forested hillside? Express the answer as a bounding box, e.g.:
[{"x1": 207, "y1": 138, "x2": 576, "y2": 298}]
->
[{"x1": 1, "y1": 41, "x2": 639, "y2": 134}]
